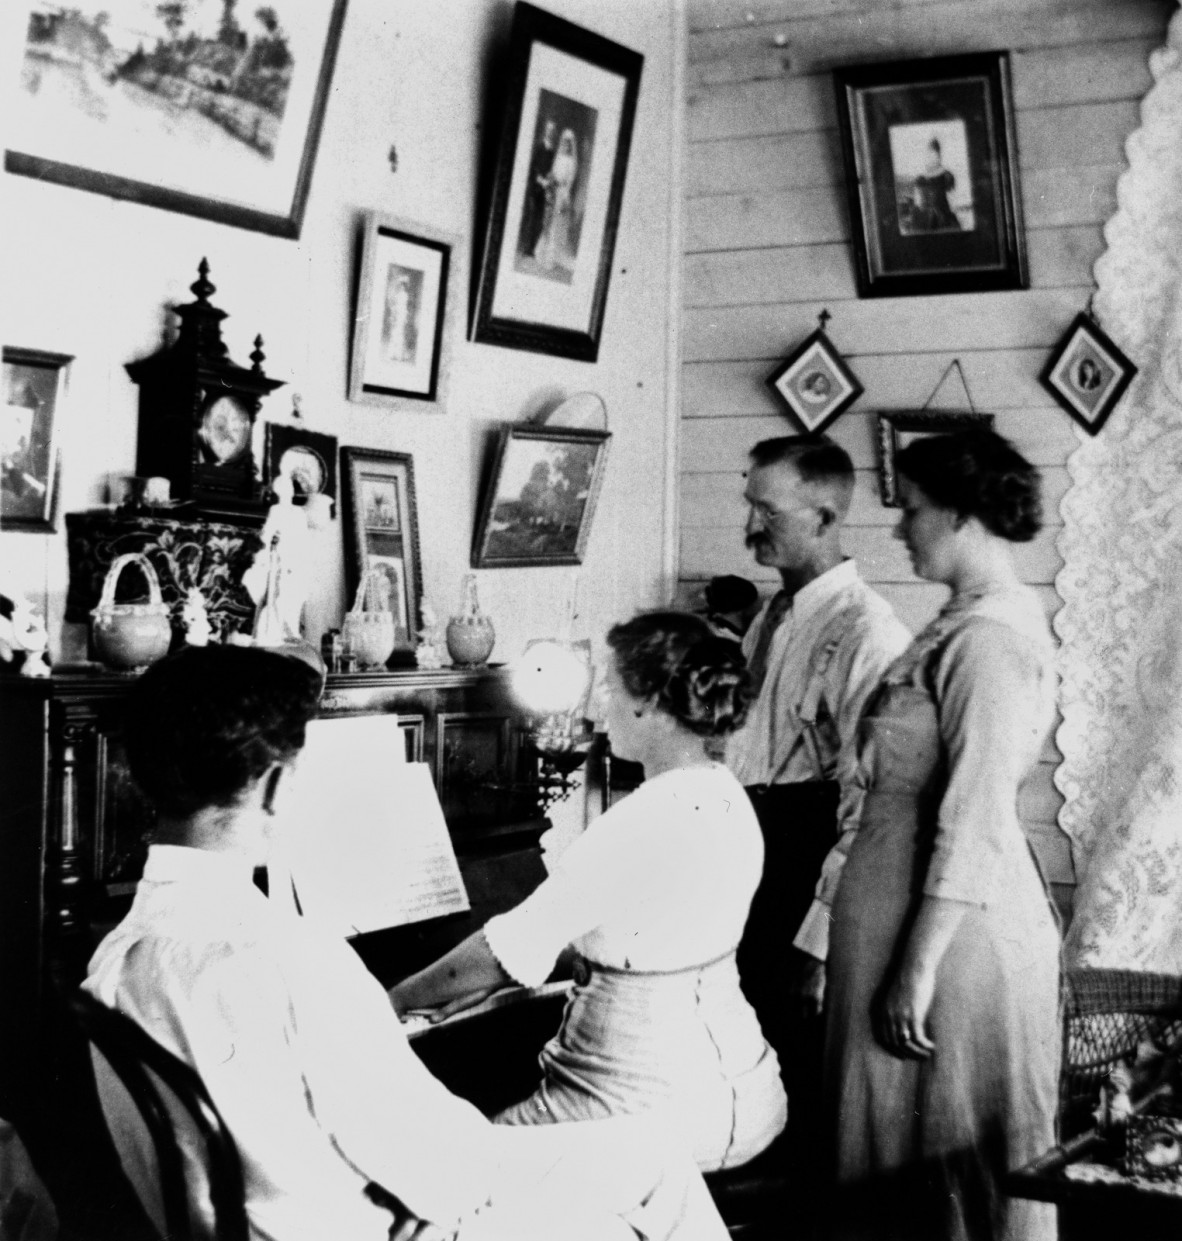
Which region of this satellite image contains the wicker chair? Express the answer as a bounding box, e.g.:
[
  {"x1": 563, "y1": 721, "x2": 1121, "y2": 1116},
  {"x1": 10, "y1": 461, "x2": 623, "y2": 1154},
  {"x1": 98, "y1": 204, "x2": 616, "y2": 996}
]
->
[{"x1": 1059, "y1": 968, "x2": 1182, "y2": 1140}]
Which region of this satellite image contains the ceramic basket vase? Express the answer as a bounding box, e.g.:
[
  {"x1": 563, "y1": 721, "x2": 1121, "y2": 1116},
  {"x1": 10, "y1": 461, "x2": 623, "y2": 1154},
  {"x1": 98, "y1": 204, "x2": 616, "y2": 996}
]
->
[
  {"x1": 342, "y1": 568, "x2": 397, "y2": 670},
  {"x1": 91, "y1": 552, "x2": 173, "y2": 672},
  {"x1": 446, "y1": 573, "x2": 496, "y2": 667}
]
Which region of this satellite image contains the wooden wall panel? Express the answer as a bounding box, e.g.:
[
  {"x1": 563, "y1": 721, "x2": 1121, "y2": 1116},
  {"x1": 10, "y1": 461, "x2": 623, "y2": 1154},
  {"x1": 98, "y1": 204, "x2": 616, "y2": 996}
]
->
[
  {"x1": 679, "y1": 0, "x2": 1175, "y2": 894},
  {"x1": 687, "y1": 0, "x2": 1169, "y2": 85}
]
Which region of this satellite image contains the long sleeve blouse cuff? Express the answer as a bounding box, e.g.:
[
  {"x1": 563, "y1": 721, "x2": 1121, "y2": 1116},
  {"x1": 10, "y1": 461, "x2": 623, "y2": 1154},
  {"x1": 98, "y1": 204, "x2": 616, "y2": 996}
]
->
[{"x1": 792, "y1": 900, "x2": 831, "y2": 961}]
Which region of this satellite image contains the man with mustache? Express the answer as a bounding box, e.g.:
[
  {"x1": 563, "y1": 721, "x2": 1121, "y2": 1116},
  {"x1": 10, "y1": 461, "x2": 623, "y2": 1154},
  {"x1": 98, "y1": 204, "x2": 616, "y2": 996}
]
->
[{"x1": 727, "y1": 436, "x2": 908, "y2": 1210}]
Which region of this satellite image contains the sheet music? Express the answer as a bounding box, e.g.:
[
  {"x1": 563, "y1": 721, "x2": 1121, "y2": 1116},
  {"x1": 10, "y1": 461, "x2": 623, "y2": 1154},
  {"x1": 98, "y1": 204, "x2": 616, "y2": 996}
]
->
[{"x1": 276, "y1": 716, "x2": 469, "y2": 937}]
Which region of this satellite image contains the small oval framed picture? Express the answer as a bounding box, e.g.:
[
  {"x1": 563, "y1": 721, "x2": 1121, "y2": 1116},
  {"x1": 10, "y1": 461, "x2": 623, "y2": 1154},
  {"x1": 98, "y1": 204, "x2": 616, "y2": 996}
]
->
[
  {"x1": 766, "y1": 330, "x2": 864, "y2": 435},
  {"x1": 1041, "y1": 313, "x2": 1137, "y2": 436}
]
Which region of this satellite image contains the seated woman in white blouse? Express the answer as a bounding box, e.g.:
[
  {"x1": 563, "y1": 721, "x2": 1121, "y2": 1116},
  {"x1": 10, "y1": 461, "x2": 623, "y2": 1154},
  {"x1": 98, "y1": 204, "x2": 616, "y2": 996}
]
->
[{"x1": 390, "y1": 611, "x2": 788, "y2": 1172}]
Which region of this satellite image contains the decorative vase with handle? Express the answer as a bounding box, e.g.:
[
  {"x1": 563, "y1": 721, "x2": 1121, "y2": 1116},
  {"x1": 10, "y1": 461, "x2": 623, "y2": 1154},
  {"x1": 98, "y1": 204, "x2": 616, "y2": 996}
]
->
[
  {"x1": 446, "y1": 574, "x2": 496, "y2": 667},
  {"x1": 342, "y1": 567, "x2": 398, "y2": 670},
  {"x1": 91, "y1": 553, "x2": 173, "y2": 672}
]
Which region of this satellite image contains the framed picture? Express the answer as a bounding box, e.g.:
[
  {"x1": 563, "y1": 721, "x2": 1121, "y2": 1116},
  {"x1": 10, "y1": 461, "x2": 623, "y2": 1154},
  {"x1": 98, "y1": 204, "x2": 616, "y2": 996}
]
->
[
  {"x1": 1041, "y1": 313, "x2": 1137, "y2": 436},
  {"x1": 7, "y1": 1, "x2": 347, "y2": 239},
  {"x1": 264, "y1": 423, "x2": 338, "y2": 506},
  {"x1": 471, "y1": 2, "x2": 644, "y2": 362},
  {"x1": 766, "y1": 330, "x2": 863, "y2": 434},
  {"x1": 2, "y1": 346, "x2": 72, "y2": 532},
  {"x1": 876, "y1": 410, "x2": 994, "y2": 507},
  {"x1": 348, "y1": 213, "x2": 461, "y2": 409},
  {"x1": 834, "y1": 52, "x2": 1027, "y2": 298},
  {"x1": 340, "y1": 448, "x2": 422, "y2": 660},
  {"x1": 472, "y1": 425, "x2": 611, "y2": 568}
]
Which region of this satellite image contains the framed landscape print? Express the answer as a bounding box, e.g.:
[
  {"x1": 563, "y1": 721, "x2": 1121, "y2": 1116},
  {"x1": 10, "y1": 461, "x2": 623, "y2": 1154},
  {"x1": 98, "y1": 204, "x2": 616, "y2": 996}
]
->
[
  {"x1": 7, "y1": 0, "x2": 347, "y2": 238},
  {"x1": 1041, "y1": 313, "x2": 1137, "y2": 437},
  {"x1": 472, "y1": 425, "x2": 611, "y2": 568},
  {"x1": 340, "y1": 448, "x2": 422, "y2": 658},
  {"x1": 876, "y1": 410, "x2": 994, "y2": 506},
  {"x1": 348, "y1": 214, "x2": 460, "y2": 409},
  {"x1": 766, "y1": 330, "x2": 863, "y2": 434},
  {"x1": 2, "y1": 347, "x2": 72, "y2": 532},
  {"x1": 471, "y1": 2, "x2": 644, "y2": 362},
  {"x1": 834, "y1": 51, "x2": 1027, "y2": 298}
]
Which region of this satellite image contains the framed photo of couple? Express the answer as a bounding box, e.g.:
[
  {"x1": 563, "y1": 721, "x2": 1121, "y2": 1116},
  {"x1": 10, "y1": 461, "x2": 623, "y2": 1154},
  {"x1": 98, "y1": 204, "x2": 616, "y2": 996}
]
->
[
  {"x1": 471, "y1": 3, "x2": 644, "y2": 362},
  {"x1": 834, "y1": 51, "x2": 1027, "y2": 298}
]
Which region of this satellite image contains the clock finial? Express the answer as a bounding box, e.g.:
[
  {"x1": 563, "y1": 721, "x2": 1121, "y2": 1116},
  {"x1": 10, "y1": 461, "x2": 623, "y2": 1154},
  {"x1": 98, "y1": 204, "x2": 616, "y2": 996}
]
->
[
  {"x1": 191, "y1": 258, "x2": 216, "y2": 304},
  {"x1": 251, "y1": 335, "x2": 266, "y2": 373}
]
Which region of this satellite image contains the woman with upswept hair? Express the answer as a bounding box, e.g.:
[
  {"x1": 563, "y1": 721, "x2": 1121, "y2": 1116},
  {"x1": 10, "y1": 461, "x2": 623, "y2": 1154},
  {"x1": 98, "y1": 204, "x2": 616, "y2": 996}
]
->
[
  {"x1": 392, "y1": 610, "x2": 787, "y2": 1172},
  {"x1": 823, "y1": 429, "x2": 1059, "y2": 1241}
]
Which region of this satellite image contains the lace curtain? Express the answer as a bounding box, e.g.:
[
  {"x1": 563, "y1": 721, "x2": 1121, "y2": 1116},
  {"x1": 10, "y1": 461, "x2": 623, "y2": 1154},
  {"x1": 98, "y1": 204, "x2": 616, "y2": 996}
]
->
[{"x1": 1056, "y1": 10, "x2": 1182, "y2": 971}]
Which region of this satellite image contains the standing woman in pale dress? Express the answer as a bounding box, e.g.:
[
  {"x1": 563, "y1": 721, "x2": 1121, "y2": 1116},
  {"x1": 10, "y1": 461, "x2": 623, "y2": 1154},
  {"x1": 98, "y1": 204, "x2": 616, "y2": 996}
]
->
[
  {"x1": 823, "y1": 429, "x2": 1060, "y2": 1241},
  {"x1": 535, "y1": 128, "x2": 579, "y2": 272}
]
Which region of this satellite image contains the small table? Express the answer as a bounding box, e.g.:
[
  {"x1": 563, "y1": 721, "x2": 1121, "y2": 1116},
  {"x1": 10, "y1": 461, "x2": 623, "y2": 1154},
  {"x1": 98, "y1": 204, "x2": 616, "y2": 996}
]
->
[{"x1": 1008, "y1": 1135, "x2": 1182, "y2": 1241}]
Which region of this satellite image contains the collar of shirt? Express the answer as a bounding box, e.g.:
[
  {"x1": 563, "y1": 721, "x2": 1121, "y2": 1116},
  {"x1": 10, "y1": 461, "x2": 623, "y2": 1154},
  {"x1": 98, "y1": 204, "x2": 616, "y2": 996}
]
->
[
  {"x1": 783, "y1": 559, "x2": 861, "y2": 630},
  {"x1": 141, "y1": 843, "x2": 260, "y2": 892}
]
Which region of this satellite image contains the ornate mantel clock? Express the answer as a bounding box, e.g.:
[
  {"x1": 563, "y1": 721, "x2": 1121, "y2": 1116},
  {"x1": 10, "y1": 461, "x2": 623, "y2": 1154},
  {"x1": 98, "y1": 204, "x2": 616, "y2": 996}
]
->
[{"x1": 126, "y1": 259, "x2": 284, "y2": 524}]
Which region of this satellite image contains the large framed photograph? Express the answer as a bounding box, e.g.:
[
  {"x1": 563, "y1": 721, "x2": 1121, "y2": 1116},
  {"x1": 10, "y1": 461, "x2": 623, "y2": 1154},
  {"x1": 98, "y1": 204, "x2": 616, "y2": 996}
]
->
[
  {"x1": 472, "y1": 425, "x2": 611, "y2": 568},
  {"x1": 1041, "y1": 313, "x2": 1137, "y2": 437},
  {"x1": 348, "y1": 214, "x2": 460, "y2": 409},
  {"x1": 340, "y1": 448, "x2": 422, "y2": 660},
  {"x1": 876, "y1": 410, "x2": 994, "y2": 507},
  {"x1": 834, "y1": 52, "x2": 1027, "y2": 298},
  {"x1": 2, "y1": 346, "x2": 72, "y2": 532},
  {"x1": 7, "y1": 1, "x2": 347, "y2": 239},
  {"x1": 766, "y1": 330, "x2": 863, "y2": 435},
  {"x1": 471, "y1": 2, "x2": 644, "y2": 362}
]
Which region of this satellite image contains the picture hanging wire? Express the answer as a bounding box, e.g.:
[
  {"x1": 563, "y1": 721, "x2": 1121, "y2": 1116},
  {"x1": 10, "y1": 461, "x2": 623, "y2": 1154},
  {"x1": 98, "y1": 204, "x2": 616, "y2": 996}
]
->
[{"x1": 921, "y1": 359, "x2": 977, "y2": 414}]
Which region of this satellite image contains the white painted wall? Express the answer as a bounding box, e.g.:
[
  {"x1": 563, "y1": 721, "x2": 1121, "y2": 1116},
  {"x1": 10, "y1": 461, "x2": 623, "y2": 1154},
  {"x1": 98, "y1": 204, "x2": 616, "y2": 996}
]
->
[{"x1": 0, "y1": 0, "x2": 682, "y2": 671}]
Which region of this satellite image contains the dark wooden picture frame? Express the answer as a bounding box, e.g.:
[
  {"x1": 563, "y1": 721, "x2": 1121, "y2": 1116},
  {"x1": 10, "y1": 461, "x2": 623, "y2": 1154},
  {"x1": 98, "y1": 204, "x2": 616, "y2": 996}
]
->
[
  {"x1": 766, "y1": 330, "x2": 863, "y2": 435},
  {"x1": 7, "y1": 0, "x2": 347, "y2": 239},
  {"x1": 264, "y1": 423, "x2": 338, "y2": 507},
  {"x1": 2, "y1": 346, "x2": 72, "y2": 533},
  {"x1": 1040, "y1": 313, "x2": 1137, "y2": 437},
  {"x1": 471, "y1": 2, "x2": 644, "y2": 362},
  {"x1": 834, "y1": 51, "x2": 1027, "y2": 298},
  {"x1": 472, "y1": 424, "x2": 611, "y2": 568},
  {"x1": 877, "y1": 410, "x2": 995, "y2": 506},
  {"x1": 340, "y1": 447, "x2": 422, "y2": 660},
  {"x1": 348, "y1": 213, "x2": 461, "y2": 409}
]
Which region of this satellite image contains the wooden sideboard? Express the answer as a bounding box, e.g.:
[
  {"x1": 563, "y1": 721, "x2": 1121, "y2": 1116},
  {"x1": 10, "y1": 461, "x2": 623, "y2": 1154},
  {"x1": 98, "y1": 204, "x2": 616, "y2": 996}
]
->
[{"x1": 0, "y1": 664, "x2": 550, "y2": 1135}]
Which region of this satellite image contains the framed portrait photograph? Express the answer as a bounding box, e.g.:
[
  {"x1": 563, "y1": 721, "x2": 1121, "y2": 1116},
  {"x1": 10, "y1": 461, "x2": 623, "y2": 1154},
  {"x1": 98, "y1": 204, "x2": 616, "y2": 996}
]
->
[
  {"x1": 348, "y1": 213, "x2": 461, "y2": 409},
  {"x1": 766, "y1": 330, "x2": 863, "y2": 434},
  {"x1": 340, "y1": 448, "x2": 422, "y2": 659},
  {"x1": 834, "y1": 51, "x2": 1027, "y2": 298},
  {"x1": 2, "y1": 346, "x2": 72, "y2": 532},
  {"x1": 264, "y1": 422, "x2": 338, "y2": 507},
  {"x1": 1041, "y1": 313, "x2": 1137, "y2": 436},
  {"x1": 471, "y1": 2, "x2": 644, "y2": 362},
  {"x1": 6, "y1": 1, "x2": 347, "y2": 238},
  {"x1": 876, "y1": 410, "x2": 995, "y2": 507},
  {"x1": 472, "y1": 425, "x2": 611, "y2": 568}
]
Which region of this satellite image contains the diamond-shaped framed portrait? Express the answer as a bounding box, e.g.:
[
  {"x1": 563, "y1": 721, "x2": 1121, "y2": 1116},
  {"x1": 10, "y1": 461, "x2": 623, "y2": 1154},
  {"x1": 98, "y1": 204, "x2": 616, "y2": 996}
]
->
[
  {"x1": 1041, "y1": 313, "x2": 1137, "y2": 437},
  {"x1": 765, "y1": 330, "x2": 863, "y2": 435}
]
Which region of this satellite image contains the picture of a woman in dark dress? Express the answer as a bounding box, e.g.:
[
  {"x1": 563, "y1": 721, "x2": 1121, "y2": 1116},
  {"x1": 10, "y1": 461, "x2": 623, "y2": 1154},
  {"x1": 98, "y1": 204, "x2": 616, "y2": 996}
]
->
[{"x1": 908, "y1": 136, "x2": 961, "y2": 233}]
